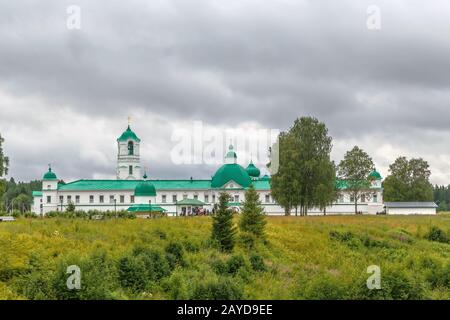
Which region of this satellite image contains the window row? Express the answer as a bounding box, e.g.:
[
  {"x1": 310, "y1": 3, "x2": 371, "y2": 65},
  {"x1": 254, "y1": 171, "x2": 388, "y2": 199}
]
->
[{"x1": 46, "y1": 193, "x2": 275, "y2": 204}]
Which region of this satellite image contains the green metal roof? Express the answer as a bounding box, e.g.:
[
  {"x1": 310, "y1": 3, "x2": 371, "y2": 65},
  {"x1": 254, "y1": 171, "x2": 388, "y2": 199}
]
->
[
  {"x1": 252, "y1": 180, "x2": 271, "y2": 190},
  {"x1": 32, "y1": 191, "x2": 43, "y2": 197},
  {"x1": 127, "y1": 204, "x2": 166, "y2": 213},
  {"x1": 57, "y1": 179, "x2": 213, "y2": 191},
  {"x1": 117, "y1": 125, "x2": 141, "y2": 142},
  {"x1": 176, "y1": 198, "x2": 205, "y2": 206},
  {"x1": 135, "y1": 181, "x2": 156, "y2": 196},
  {"x1": 211, "y1": 164, "x2": 252, "y2": 188}
]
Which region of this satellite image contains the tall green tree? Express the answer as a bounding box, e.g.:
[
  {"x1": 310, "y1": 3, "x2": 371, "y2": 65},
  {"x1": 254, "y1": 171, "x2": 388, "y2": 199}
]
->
[
  {"x1": 13, "y1": 194, "x2": 32, "y2": 212},
  {"x1": 338, "y1": 146, "x2": 374, "y2": 214},
  {"x1": 0, "y1": 134, "x2": 9, "y2": 177},
  {"x1": 211, "y1": 192, "x2": 236, "y2": 252},
  {"x1": 271, "y1": 117, "x2": 337, "y2": 216},
  {"x1": 269, "y1": 132, "x2": 298, "y2": 215},
  {"x1": 383, "y1": 157, "x2": 433, "y2": 202},
  {"x1": 239, "y1": 185, "x2": 267, "y2": 239}
]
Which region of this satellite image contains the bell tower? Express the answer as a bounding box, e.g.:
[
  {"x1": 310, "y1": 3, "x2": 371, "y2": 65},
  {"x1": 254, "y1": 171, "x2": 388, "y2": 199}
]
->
[{"x1": 117, "y1": 120, "x2": 141, "y2": 180}]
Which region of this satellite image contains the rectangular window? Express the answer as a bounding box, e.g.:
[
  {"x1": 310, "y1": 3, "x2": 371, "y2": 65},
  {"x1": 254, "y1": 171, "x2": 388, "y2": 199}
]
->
[
  {"x1": 361, "y1": 194, "x2": 366, "y2": 203},
  {"x1": 89, "y1": 195, "x2": 94, "y2": 204},
  {"x1": 110, "y1": 195, "x2": 115, "y2": 204},
  {"x1": 350, "y1": 195, "x2": 355, "y2": 203},
  {"x1": 47, "y1": 196, "x2": 52, "y2": 204},
  {"x1": 183, "y1": 194, "x2": 188, "y2": 200},
  {"x1": 59, "y1": 196, "x2": 64, "y2": 203},
  {"x1": 130, "y1": 195, "x2": 135, "y2": 204},
  {"x1": 194, "y1": 194, "x2": 198, "y2": 200},
  {"x1": 129, "y1": 166, "x2": 133, "y2": 175},
  {"x1": 67, "y1": 195, "x2": 72, "y2": 203},
  {"x1": 162, "y1": 195, "x2": 167, "y2": 203},
  {"x1": 205, "y1": 195, "x2": 209, "y2": 203},
  {"x1": 172, "y1": 195, "x2": 177, "y2": 203},
  {"x1": 212, "y1": 195, "x2": 216, "y2": 203},
  {"x1": 100, "y1": 195, "x2": 104, "y2": 204},
  {"x1": 373, "y1": 193, "x2": 378, "y2": 203},
  {"x1": 120, "y1": 195, "x2": 125, "y2": 204},
  {"x1": 75, "y1": 195, "x2": 80, "y2": 204},
  {"x1": 234, "y1": 195, "x2": 239, "y2": 203},
  {"x1": 265, "y1": 195, "x2": 270, "y2": 203}
]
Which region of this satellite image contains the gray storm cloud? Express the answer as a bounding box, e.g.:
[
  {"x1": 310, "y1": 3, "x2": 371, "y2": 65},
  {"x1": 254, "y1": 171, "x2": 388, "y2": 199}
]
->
[{"x1": 0, "y1": 0, "x2": 450, "y2": 184}]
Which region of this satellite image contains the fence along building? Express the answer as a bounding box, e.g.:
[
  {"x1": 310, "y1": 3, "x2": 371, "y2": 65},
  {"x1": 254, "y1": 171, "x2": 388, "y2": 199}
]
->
[{"x1": 32, "y1": 124, "x2": 386, "y2": 216}]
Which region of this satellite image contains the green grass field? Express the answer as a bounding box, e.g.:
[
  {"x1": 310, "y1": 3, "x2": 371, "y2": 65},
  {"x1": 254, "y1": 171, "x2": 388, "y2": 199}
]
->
[{"x1": 0, "y1": 214, "x2": 449, "y2": 300}]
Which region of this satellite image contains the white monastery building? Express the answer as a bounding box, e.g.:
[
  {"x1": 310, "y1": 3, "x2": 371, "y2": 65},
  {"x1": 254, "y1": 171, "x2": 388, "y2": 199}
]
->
[{"x1": 32, "y1": 125, "x2": 435, "y2": 216}]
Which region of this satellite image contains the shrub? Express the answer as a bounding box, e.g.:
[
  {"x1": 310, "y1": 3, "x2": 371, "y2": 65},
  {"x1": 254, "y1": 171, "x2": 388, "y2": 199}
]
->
[
  {"x1": 211, "y1": 259, "x2": 227, "y2": 275},
  {"x1": 226, "y1": 255, "x2": 246, "y2": 275},
  {"x1": 165, "y1": 242, "x2": 184, "y2": 269},
  {"x1": 301, "y1": 274, "x2": 349, "y2": 300},
  {"x1": 425, "y1": 226, "x2": 449, "y2": 244},
  {"x1": 191, "y1": 277, "x2": 244, "y2": 300},
  {"x1": 119, "y1": 247, "x2": 172, "y2": 293},
  {"x1": 163, "y1": 272, "x2": 190, "y2": 300},
  {"x1": 53, "y1": 250, "x2": 119, "y2": 300},
  {"x1": 356, "y1": 269, "x2": 425, "y2": 300},
  {"x1": 426, "y1": 262, "x2": 450, "y2": 289},
  {"x1": 239, "y1": 232, "x2": 256, "y2": 250},
  {"x1": 249, "y1": 253, "x2": 267, "y2": 272},
  {"x1": 183, "y1": 240, "x2": 200, "y2": 253},
  {"x1": 118, "y1": 255, "x2": 148, "y2": 292}
]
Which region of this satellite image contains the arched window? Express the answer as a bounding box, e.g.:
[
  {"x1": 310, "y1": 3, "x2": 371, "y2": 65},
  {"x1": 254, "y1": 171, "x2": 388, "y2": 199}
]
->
[{"x1": 128, "y1": 141, "x2": 134, "y2": 155}]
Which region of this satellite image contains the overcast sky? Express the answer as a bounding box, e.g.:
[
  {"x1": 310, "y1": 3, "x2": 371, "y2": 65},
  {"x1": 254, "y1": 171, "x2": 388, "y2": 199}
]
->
[{"x1": 1, "y1": 0, "x2": 450, "y2": 184}]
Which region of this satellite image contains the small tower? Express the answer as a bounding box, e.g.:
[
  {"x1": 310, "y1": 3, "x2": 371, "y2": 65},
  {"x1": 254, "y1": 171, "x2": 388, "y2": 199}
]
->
[
  {"x1": 225, "y1": 144, "x2": 237, "y2": 164},
  {"x1": 42, "y1": 165, "x2": 58, "y2": 191},
  {"x1": 117, "y1": 124, "x2": 141, "y2": 180},
  {"x1": 42, "y1": 165, "x2": 59, "y2": 213}
]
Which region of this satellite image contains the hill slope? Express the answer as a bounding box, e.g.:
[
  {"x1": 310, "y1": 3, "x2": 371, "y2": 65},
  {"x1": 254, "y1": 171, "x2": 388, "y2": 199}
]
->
[{"x1": 0, "y1": 215, "x2": 449, "y2": 300}]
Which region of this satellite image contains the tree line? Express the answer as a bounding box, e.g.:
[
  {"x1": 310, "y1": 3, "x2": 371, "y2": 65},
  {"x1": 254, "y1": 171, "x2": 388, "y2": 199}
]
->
[
  {"x1": 433, "y1": 185, "x2": 450, "y2": 212},
  {"x1": 269, "y1": 117, "x2": 435, "y2": 215}
]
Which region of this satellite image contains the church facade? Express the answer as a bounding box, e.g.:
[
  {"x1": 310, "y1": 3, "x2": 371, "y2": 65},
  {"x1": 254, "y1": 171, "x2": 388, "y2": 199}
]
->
[{"x1": 32, "y1": 125, "x2": 385, "y2": 216}]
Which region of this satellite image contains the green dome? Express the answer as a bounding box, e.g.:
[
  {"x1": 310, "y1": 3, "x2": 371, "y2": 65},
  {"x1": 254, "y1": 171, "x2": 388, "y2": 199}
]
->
[
  {"x1": 368, "y1": 170, "x2": 382, "y2": 180},
  {"x1": 260, "y1": 174, "x2": 270, "y2": 181},
  {"x1": 246, "y1": 162, "x2": 261, "y2": 178},
  {"x1": 118, "y1": 125, "x2": 141, "y2": 142},
  {"x1": 134, "y1": 180, "x2": 156, "y2": 196},
  {"x1": 211, "y1": 164, "x2": 252, "y2": 188},
  {"x1": 43, "y1": 167, "x2": 57, "y2": 180}
]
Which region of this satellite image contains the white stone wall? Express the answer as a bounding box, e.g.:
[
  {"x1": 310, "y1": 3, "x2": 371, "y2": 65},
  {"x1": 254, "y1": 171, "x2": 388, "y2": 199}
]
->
[
  {"x1": 35, "y1": 185, "x2": 385, "y2": 216},
  {"x1": 386, "y1": 207, "x2": 436, "y2": 215}
]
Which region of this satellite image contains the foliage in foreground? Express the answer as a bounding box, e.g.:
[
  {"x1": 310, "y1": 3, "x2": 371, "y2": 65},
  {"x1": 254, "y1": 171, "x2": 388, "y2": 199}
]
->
[{"x1": 0, "y1": 215, "x2": 449, "y2": 300}]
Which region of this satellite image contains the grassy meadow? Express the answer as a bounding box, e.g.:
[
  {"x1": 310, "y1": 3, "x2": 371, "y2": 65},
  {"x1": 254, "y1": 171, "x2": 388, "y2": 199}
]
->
[{"x1": 0, "y1": 214, "x2": 449, "y2": 300}]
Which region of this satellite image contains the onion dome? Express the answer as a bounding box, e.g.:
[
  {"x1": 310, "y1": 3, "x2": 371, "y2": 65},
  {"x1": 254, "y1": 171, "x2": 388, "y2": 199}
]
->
[
  {"x1": 368, "y1": 169, "x2": 382, "y2": 180},
  {"x1": 211, "y1": 164, "x2": 252, "y2": 188},
  {"x1": 43, "y1": 165, "x2": 58, "y2": 180},
  {"x1": 260, "y1": 174, "x2": 270, "y2": 181},
  {"x1": 118, "y1": 125, "x2": 141, "y2": 142},
  {"x1": 134, "y1": 173, "x2": 156, "y2": 196},
  {"x1": 246, "y1": 161, "x2": 261, "y2": 178}
]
